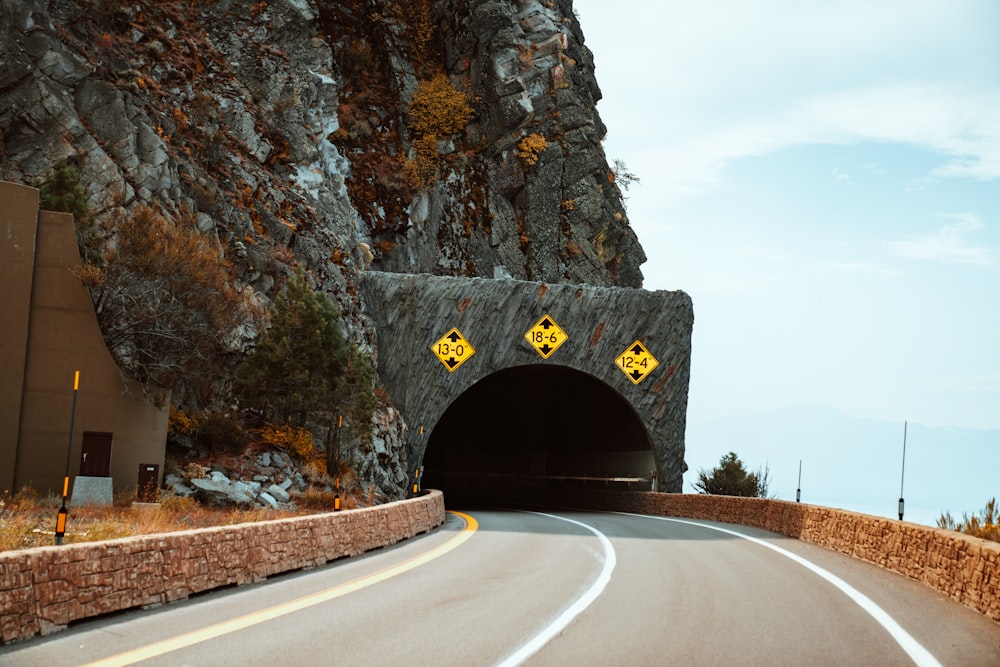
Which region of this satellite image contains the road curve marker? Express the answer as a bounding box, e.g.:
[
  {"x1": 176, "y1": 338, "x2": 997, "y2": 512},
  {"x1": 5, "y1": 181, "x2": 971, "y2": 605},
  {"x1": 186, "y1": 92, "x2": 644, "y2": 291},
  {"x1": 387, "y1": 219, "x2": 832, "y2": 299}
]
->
[
  {"x1": 620, "y1": 513, "x2": 942, "y2": 667},
  {"x1": 495, "y1": 511, "x2": 617, "y2": 667},
  {"x1": 82, "y1": 511, "x2": 478, "y2": 667}
]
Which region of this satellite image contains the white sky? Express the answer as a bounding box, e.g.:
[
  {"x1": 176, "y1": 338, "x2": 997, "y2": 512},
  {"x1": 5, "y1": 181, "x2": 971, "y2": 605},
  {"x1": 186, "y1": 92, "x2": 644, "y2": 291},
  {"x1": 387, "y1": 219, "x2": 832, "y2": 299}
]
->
[{"x1": 574, "y1": 0, "x2": 1000, "y2": 433}]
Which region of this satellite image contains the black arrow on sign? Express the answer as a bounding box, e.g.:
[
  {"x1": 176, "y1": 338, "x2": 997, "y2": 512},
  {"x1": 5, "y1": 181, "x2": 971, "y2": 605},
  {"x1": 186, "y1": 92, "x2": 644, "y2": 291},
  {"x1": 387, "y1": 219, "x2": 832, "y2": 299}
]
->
[
  {"x1": 447, "y1": 331, "x2": 462, "y2": 343},
  {"x1": 631, "y1": 344, "x2": 644, "y2": 355},
  {"x1": 630, "y1": 370, "x2": 643, "y2": 381},
  {"x1": 540, "y1": 344, "x2": 553, "y2": 355},
  {"x1": 540, "y1": 317, "x2": 554, "y2": 329},
  {"x1": 445, "y1": 358, "x2": 459, "y2": 369}
]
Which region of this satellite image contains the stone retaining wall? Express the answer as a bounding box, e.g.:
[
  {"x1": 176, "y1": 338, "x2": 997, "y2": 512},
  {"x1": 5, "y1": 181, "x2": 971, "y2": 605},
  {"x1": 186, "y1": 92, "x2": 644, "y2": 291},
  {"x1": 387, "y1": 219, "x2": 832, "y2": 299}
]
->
[
  {"x1": 565, "y1": 491, "x2": 1000, "y2": 623},
  {"x1": 0, "y1": 491, "x2": 445, "y2": 644}
]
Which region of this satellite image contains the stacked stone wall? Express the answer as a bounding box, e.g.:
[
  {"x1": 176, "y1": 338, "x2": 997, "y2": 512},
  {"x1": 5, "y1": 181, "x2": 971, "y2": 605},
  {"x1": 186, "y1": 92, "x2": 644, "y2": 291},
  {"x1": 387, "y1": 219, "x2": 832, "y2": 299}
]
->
[
  {"x1": 561, "y1": 491, "x2": 1000, "y2": 623},
  {"x1": 0, "y1": 491, "x2": 445, "y2": 644}
]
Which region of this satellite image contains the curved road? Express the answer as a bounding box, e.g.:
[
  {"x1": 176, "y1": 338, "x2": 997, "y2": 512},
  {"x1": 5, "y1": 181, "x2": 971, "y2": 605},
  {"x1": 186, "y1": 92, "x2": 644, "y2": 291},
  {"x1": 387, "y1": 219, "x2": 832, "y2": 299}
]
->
[{"x1": 2, "y1": 509, "x2": 999, "y2": 666}]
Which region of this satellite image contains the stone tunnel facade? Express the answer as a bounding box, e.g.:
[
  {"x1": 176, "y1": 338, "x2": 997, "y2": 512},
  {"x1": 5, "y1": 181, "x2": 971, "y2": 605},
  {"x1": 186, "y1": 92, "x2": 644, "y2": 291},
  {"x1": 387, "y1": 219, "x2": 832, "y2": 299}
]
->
[{"x1": 360, "y1": 272, "x2": 694, "y2": 492}]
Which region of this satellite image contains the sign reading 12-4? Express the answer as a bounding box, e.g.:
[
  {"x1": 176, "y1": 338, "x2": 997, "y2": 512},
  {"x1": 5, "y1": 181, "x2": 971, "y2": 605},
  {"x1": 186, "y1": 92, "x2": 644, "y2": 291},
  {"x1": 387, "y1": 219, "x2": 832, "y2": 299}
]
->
[
  {"x1": 524, "y1": 315, "x2": 567, "y2": 359},
  {"x1": 616, "y1": 340, "x2": 659, "y2": 384},
  {"x1": 431, "y1": 328, "x2": 475, "y2": 372}
]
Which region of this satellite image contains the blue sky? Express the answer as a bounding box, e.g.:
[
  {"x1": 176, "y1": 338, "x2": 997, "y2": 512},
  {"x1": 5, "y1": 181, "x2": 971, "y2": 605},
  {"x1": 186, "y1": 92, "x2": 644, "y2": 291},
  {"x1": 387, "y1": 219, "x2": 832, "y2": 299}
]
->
[{"x1": 574, "y1": 1, "x2": 999, "y2": 518}]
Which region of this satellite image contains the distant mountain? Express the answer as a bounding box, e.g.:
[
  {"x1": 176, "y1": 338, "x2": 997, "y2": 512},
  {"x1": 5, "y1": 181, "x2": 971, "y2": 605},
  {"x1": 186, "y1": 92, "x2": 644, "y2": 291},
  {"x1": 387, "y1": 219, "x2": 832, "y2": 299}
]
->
[{"x1": 684, "y1": 405, "x2": 1000, "y2": 527}]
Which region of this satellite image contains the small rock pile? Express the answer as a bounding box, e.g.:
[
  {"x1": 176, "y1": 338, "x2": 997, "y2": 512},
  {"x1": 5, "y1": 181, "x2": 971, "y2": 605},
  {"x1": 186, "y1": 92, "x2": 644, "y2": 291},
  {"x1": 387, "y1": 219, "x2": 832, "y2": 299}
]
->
[{"x1": 165, "y1": 450, "x2": 314, "y2": 510}]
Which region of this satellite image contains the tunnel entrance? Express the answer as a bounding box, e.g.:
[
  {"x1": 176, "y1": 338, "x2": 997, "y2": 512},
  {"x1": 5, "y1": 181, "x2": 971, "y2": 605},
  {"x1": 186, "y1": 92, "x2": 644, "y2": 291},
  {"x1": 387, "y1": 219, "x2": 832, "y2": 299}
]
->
[{"x1": 422, "y1": 365, "x2": 654, "y2": 505}]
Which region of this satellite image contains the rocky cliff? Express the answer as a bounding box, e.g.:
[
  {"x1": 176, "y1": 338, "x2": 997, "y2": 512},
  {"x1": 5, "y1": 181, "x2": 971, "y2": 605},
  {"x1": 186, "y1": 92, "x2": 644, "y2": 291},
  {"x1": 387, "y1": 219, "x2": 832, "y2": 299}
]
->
[{"x1": 0, "y1": 0, "x2": 646, "y2": 498}]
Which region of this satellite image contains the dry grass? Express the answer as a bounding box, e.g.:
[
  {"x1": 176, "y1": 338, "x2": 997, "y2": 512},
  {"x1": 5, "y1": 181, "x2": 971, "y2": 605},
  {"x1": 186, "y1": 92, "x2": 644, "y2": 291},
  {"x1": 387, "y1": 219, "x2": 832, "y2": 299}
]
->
[{"x1": 0, "y1": 487, "x2": 349, "y2": 552}]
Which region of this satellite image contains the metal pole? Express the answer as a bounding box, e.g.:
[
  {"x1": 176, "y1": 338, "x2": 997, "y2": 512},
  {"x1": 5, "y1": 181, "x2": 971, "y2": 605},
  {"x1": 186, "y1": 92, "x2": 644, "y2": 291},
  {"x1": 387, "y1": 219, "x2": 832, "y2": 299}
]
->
[
  {"x1": 412, "y1": 425, "x2": 424, "y2": 496},
  {"x1": 796, "y1": 460, "x2": 802, "y2": 503},
  {"x1": 898, "y1": 420, "x2": 907, "y2": 521},
  {"x1": 55, "y1": 370, "x2": 79, "y2": 545}
]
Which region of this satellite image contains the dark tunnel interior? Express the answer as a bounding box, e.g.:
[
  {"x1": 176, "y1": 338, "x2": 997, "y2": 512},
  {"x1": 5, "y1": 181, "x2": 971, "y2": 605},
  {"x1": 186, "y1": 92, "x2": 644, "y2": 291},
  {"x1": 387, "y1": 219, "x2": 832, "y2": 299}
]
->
[{"x1": 422, "y1": 365, "x2": 654, "y2": 505}]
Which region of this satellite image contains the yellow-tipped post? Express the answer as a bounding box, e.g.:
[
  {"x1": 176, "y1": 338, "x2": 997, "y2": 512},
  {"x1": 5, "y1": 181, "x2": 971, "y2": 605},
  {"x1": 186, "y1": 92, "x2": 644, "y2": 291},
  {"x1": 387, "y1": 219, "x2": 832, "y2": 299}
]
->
[
  {"x1": 334, "y1": 476, "x2": 341, "y2": 511},
  {"x1": 56, "y1": 371, "x2": 80, "y2": 545}
]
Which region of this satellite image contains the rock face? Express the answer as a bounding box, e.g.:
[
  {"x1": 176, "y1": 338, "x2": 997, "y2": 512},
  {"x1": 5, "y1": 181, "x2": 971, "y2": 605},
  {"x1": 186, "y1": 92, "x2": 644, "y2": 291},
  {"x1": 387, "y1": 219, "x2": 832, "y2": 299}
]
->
[{"x1": 0, "y1": 0, "x2": 654, "y2": 499}]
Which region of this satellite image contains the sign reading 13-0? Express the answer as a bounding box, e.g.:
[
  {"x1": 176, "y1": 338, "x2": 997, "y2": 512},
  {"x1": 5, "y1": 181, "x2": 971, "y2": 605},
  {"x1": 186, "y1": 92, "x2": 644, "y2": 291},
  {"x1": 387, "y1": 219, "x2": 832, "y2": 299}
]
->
[
  {"x1": 616, "y1": 340, "x2": 659, "y2": 384},
  {"x1": 524, "y1": 315, "x2": 567, "y2": 359},
  {"x1": 431, "y1": 328, "x2": 475, "y2": 372}
]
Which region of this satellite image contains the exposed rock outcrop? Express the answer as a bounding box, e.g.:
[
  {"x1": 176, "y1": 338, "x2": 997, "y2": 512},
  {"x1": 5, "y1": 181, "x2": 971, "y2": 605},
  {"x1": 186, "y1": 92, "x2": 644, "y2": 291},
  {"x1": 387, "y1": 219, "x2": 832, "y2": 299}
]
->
[{"x1": 0, "y1": 0, "x2": 648, "y2": 499}]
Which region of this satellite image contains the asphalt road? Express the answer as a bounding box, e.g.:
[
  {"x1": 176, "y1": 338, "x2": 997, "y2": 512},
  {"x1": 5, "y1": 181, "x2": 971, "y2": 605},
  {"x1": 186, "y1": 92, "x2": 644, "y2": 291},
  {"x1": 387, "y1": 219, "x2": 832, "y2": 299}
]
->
[{"x1": 3, "y1": 509, "x2": 999, "y2": 666}]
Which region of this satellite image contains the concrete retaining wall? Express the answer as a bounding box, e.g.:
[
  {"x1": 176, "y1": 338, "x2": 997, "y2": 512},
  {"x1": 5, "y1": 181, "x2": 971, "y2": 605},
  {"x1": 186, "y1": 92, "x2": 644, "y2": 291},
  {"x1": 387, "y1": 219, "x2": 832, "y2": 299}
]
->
[
  {"x1": 0, "y1": 491, "x2": 445, "y2": 644},
  {"x1": 566, "y1": 491, "x2": 1000, "y2": 623}
]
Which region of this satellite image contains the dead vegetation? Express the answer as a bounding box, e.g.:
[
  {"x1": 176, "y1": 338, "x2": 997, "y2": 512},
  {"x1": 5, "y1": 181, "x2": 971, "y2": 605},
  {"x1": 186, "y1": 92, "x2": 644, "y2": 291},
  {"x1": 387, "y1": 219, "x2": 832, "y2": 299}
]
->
[{"x1": 0, "y1": 485, "x2": 351, "y2": 552}]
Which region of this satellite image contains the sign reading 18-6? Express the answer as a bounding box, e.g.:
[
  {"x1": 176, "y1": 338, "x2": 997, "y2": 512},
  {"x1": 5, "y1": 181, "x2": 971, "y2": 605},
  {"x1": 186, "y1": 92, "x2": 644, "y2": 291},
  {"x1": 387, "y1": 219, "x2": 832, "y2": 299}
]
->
[
  {"x1": 431, "y1": 328, "x2": 475, "y2": 372},
  {"x1": 616, "y1": 340, "x2": 659, "y2": 384},
  {"x1": 524, "y1": 315, "x2": 567, "y2": 359}
]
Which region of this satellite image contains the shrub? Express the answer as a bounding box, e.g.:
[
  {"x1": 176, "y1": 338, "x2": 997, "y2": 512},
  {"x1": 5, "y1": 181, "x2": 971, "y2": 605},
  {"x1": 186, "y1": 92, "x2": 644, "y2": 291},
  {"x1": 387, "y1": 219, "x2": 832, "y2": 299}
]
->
[
  {"x1": 259, "y1": 424, "x2": 315, "y2": 460},
  {"x1": 404, "y1": 75, "x2": 472, "y2": 189},
  {"x1": 937, "y1": 498, "x2": 1000, "y2": 543},
  {"x1": 73, "y1": 206, "x2": 262, "y2": 400},
  {"x1": 517, "y1": 133, "x2": 547, "y2": 167},
  {"x1": 195, "y1": 413, "x2": 247, "y2": 454},
  {"x1": 168, "y1": 407, "x2": 198, "y2": 437},
  {"x1": 694, "y1": 452, "x2": 771, "y2": 498},
  {"x1": 408, "y1": 74, "x2": 471, "y2": 139}
]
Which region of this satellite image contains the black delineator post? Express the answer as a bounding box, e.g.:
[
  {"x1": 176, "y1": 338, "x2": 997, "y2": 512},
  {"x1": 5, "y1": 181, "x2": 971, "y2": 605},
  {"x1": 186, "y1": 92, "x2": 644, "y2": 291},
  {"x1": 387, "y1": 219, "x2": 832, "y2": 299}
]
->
[
  {"x1": 412, "y1": 424, "x2": 425, "y2": 497},
  {"x1": 55, "y1": 371, "x2": 80, "y2": 545},
  {"x1": 796, "y1": 460, "x2": 802, "y2": 503}
]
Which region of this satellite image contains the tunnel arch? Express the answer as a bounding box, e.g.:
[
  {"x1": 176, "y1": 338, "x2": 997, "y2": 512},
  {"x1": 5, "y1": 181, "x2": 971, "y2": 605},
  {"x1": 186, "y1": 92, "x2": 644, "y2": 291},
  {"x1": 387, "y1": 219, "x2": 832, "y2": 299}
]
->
[
  {"x1": 359, "y1": 272, "x2": 694, "y2": 496},
  {"x1": 423, "y1": 365, "x2": 654, "y2": 503}
]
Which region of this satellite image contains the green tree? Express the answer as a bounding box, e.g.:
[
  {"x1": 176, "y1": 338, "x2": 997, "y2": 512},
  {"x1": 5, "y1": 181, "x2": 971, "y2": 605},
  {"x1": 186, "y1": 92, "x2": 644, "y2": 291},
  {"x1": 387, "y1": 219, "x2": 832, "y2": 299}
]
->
[
  {"x1": 38, "y1": 158, "x2": 101, "y2": 262},
  {"x1": 694, "y1": 452, "x2": 771, "y2": 497},
  {"x1": 326, "y1": 346, "x2": 378, "y2": 474},
  {"x1": 235, "y1": 266, "x2": 365, "y2": 427}
]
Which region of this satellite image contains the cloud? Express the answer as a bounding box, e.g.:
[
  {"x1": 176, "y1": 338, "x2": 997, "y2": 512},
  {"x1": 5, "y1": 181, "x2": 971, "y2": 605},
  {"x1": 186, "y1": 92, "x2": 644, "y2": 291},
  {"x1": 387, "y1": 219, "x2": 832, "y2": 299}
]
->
[
  {"x1": 642, "y1": 84, "x2": 1000, "y2": 202},
  {"x1": 888, "y1": 213, "x2": 995, "y2": 265},
  {"x1": 809, "y1": 261, "x2": 902, "y2": 276},
  {"x1": 801, "y1": 85, "x2": 1000, "y2": 182}
]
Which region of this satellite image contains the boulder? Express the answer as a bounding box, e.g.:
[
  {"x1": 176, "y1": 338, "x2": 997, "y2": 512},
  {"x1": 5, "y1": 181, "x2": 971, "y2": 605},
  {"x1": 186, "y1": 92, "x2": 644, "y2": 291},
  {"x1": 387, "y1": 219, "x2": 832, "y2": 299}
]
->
[{"x1": 267, "y1": 484, "x2": 291, "y2": 503}]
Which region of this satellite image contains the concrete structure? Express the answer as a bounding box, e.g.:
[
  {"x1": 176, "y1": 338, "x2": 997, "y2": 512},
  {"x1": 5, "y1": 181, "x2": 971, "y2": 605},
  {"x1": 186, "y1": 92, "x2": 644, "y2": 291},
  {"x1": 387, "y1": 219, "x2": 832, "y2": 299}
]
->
[
  {"x1": 360, "y1": 272, "x2": 694, "y2": 494},
  {"x1": 0, "y1": 181, "x2": 168, "y2": 499}
]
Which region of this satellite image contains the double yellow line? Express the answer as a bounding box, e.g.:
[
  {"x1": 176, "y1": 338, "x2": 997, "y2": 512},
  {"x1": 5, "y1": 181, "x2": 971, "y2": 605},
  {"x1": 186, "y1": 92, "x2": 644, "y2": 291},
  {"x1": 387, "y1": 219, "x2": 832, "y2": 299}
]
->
[{"x1": 84, "y1": 511, "x2": 478, "y2": 667}]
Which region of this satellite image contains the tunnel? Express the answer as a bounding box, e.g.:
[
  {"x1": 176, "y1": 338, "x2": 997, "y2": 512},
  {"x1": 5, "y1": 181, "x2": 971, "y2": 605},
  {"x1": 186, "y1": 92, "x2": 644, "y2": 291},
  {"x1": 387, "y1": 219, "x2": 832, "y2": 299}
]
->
[
  {"x1": 360, "y1": 272, "x2": 694, "y2": 496},
  {"x1": 422, "y1": 365, "x2": 654, "y2": 505}
]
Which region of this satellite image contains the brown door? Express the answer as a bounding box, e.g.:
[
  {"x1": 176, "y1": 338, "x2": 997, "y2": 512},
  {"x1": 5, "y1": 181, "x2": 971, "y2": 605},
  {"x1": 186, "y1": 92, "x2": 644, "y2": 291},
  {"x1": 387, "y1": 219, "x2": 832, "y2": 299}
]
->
[
  {"x1": 137, "y1": 464, "x2": 159, "y2": 502},
  {"x1": 80, "y1": 432, "x2": 112, "y2": 477}
]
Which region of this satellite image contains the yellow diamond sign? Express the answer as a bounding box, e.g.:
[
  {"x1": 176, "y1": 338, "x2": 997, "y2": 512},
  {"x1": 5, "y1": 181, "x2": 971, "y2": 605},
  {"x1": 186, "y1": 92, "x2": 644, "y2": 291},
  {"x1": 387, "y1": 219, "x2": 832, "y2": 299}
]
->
[
  {"x1": 616, "y1": 340, "x2": 659, "y2": 384},
  {"x1": 431, "y1": 328, "x2": 475, "y2": 372},
  {"x1": 524, "y1": 314, "x2": 567, "y2": 359}
]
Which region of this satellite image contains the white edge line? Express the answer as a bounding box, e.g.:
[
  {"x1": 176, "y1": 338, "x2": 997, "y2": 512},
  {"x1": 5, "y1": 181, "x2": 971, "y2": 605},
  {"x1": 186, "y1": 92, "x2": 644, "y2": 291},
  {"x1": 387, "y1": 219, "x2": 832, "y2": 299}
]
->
[
  {"x1": 494, "y1": 512, "x2": 617, "y2": 667},
  {"x1": 619, "y1": 513, "x2": 942, "y2": 667}
]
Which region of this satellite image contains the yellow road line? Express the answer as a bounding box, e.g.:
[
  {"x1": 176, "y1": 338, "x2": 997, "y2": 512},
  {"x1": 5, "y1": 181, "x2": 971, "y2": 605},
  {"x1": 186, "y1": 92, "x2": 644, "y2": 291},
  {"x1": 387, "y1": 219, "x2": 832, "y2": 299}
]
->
[{"x1": 83, "y1": 511, "x2": 478, "y2": 667}]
